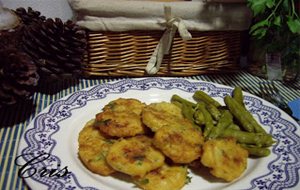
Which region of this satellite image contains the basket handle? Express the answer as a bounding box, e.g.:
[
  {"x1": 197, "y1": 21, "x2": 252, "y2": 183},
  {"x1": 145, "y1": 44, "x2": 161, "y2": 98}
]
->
[{"x1": 145, "y1": 6, "x2": 192, "y2": 74}]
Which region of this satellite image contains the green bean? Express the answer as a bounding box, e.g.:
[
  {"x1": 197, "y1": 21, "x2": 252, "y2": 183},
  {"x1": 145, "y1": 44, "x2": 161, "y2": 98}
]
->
[
  {"x1": 224, "y1": 96, "x2": 254, "y2": 132},
  {"x1": 227, "y1": 123, "x2": 241, "y2": 131},
  {"x1": 172, "y1": 101, "x2": 182, "y2": 108},
  {"x1": 196, "y1": 102, "x2": 214, "y2": 138},
  {"x1": 171, "y1": 94, "x2": 196, "y2": 108},
  {"x1": 219, "y1": 128, "x2": 274, "y2": 147},
  {"x1": 181, "y1": 103, "x2": 195, "y2": 122},
  {"x1": 224, "y1": 96, "x2": 266, "y2": 133},
  {"x1": 224, "y1": 95, "x2": 254, "y2": 132},
  {"x1": 232, "y1": 86, "x2": 245, "y2": 107},
  {"x1": 193, "y1": 90, "x2": 221, "y2": 108},
  {"x1": 206, "y1": 104, "x2": 222, "y2": 121},
  {"x1": 208, "y1": 110, "x2": 233, "y2": 139},
  {"x1": 194, "y1": 109, "x2": 205, "y2": 125},
  {"x1": 241, "y1": 144, "x2": 271, "y2": 157}
]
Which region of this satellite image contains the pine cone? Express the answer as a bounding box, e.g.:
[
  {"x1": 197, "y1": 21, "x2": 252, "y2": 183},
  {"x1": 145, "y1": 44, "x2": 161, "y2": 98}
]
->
[
  {"x1": 14, "y1": 7, "x2": 46, "y2": 26},
  {"x1": 0, "y1": 7, "x2": 46, "y2": 49},
  {"x1": 0, "y1": 27, "x2": 23, "y2": 50},
  {"x1": 21, "y1": 17, "x2": 87, "y2": 80},
  {"x1": 0, "y1": 48, "x2": 39, "y2": 106}
]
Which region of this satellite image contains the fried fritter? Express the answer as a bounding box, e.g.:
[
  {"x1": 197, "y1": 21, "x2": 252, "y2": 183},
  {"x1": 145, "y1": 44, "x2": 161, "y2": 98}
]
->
[
  {"x1": 95, "y1": 98, "x2": 147, "y2": 137},
  {"x1": 78, "y1": 119, "x2": 116, "y2": 176},
  {"x1": 200, "y1": 138, "x2": 248, "y2": 182},
  {"x1": 95, "y1": 110, "x2": 147, "y2": 137},
  {"x1": 153, "y1": 124, "x2": 204, "y2": 164},
  {"x1": 142, "y1": 102, "x2": 186, "y2": 132},
  {"x1": 106, "y1": 135, "x2": 165, "y2": 177},
  {"x1": 133, "y1": 164, "x2": 188, "y2": 190},
  {"x1": 103, "y1": 98, "x2": 146, "y2": 115}
]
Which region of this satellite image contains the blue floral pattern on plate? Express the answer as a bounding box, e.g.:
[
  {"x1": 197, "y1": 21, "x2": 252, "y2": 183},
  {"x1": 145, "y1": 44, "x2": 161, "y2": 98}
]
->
[{"x1": 18, "y1": 78, "x2": 300, "y2": 190}]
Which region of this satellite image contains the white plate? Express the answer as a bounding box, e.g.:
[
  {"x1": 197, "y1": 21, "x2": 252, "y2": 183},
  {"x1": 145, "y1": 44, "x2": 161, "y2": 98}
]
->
[{"x1": 17, "y1": 78, "x2": 300, "y2": 190}]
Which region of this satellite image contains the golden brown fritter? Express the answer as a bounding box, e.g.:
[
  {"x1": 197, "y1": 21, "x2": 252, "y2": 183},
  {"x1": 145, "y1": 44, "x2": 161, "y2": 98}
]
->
[
  {"x1": 78, "y1": 119, "x2": 116, "y2": 176},
  {"x1": 106, "y1": 135, "x2": 165, "y2": 177},
  {"x1": 95, "y1": 98, "x2": 147, "y2": 137},
  {"x1": 142, "y1": 102, "x2": 186, "y2": 132},
  {"x1": 95, "y1": 110, "x2": 147, "y2": 137},
  {"x1": 153, "y1": 124, "x2": 204, "y2": 164},
  {"x1": 201, "y1": 138, "x2": 248, "y2": 182},
  {"x1": 103, "y1": 98, "x2": 146, "y2": 115},
  {"x1": 133, "y1": 164, "x2": 188, "y2": 190}
]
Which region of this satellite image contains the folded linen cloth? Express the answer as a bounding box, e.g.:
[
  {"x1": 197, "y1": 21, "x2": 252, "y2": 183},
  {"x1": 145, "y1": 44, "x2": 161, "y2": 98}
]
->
[{"x1": 68, "y1": 0, "x2": 252, "y2": 32}]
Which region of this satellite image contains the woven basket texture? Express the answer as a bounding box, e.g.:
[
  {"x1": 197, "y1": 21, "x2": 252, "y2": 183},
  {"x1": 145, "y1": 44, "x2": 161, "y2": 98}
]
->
[{"x1": 83, "y1": 30, "x2": 242, "y2": 77}]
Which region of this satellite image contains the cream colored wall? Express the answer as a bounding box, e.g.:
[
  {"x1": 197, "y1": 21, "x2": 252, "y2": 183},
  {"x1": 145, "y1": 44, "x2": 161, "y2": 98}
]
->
[{"x1": 0, "y1": 0, "x2": 73, "y2": 21}]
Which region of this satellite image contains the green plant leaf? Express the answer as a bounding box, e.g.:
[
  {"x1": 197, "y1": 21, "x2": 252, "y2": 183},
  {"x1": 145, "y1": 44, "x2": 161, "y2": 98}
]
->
[
  {"x1": 273, "y1": 16, "x2": 281, "y2": 26},
  {"x1": 287, "y1": 17, "x2": 300, "y2": 34},
  {"x1": 247, "y1": 0, "x2": 269, "y2": 16},
  {"x1": 266, "y1": 0, "x2": 275, "y2": 8},
  {"x1": 250, "y1": 20, "x2": 270, "y2": 34},
  {"x1": 252, "y1": 28, "x2": 267, "y2": 39},
  {"x1": 282, "y1": 0, "x2": 290, "y2": 12}
]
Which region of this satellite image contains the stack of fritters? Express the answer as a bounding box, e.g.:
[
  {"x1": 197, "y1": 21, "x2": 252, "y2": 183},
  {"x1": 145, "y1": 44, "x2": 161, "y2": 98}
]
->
[{"x1": 78, "y1": 98, "x2": 248, "y2": 190}]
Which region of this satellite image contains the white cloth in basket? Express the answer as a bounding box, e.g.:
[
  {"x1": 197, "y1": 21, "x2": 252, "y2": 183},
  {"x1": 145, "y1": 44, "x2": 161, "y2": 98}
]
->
[{"x1": 69, "y1": 0, "x2": 252, "y2": 32}]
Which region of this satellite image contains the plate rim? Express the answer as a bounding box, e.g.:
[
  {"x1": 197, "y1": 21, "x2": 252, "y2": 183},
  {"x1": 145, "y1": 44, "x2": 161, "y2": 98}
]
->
[{"x1": 17, "y1": 77, "x2": 300, "y2": 190}]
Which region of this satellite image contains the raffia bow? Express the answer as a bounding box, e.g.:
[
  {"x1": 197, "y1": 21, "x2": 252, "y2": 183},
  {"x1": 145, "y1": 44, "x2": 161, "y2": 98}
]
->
[{"x1": 145, "y1": 6, "x2": 192, "y2": 75}]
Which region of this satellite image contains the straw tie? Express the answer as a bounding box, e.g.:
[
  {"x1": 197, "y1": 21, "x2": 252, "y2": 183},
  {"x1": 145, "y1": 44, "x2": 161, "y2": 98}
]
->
[{"x1": 145, "y1": 6, "x2": 192, "y2": 74}]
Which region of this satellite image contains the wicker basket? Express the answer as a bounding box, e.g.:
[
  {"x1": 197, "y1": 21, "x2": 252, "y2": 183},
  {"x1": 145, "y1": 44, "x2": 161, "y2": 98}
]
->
[
  {"x1": 68, "y1": 0, "x2": 251, "y2": 77},
  {"x1": 82, "y1": 30, "x2": 243, "y2": 77}
]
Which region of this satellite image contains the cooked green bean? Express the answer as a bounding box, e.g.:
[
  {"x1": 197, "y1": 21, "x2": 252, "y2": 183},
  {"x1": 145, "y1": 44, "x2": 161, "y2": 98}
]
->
[
  {"x1": 181, "y1": 103, "x2": 195, "y2": 122},
  {"x1": 219, "y1": 128, "x2": 274, "y2": 147},
  {"x1": 193, "y1": 90, "x2": 221, "y2": 108},
  {"x1": 232, "y1": 86, "x2": 245, "y2": 107},
  {"x1": 172, "y1": 101, "x2": 182, "y2": 108},
  {"x1": 241, "y1": 144, "x2": 271, "y2": 157},
  {"x1": 194, "y1": 109, "x2": 205, "y2": 125},
  {"x1": 206, "y1": 104, "x2": 221, "y2": 121},
  {"x1": 224, "y1": 96, "x2": 254, "y2": 132},
  {"x1": 171, "y1": 94, "x2": 196, "y2": 108},
  {"x1": 227, "y1": 123, "x2": 241, "y2": 131},
  {"x1": 208, "y1": 110, "x2": 233, "y2": 139},
  {"x1": 196, "y1": 102, "x2": 214, "y2": 138},
  {"x1": 224, "y1": 96, "x2": 266, "y2": 133}
]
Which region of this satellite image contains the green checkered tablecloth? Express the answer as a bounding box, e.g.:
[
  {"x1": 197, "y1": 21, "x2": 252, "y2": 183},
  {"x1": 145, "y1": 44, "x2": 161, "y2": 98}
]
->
[{"x1": 0, "y1": 71, "x2": 299, "y2": 190}]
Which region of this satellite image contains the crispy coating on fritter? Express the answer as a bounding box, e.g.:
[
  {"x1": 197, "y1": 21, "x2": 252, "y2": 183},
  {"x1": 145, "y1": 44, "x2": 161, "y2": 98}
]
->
[
  {"x1": 142, "y1": 102, "x2": 186, "y2": 132},
  {"x1": 95, "y1": 98, "x2": 147, "y2": 137},
  {"x1": 201, "y1": 138, "x2": 248, "y2": 182},
  {"x1": 106, "y1": 135, "x2": 165, "y2": 177},
  {"x1": 103, "y1": 98, "x2": 146, "y2": 115},
  {"x1": 78, "y1": 119, "x2": 116, "y2": 176},
  {"x1": 133, "y1": 164, "x2": 187, "y2": 190},
  {"x1": 95, "y1": 111, "x2": 147, "y2": 137},
  {"x1": 153, "y1": 124, "x2": 204, "y2": 164}
]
